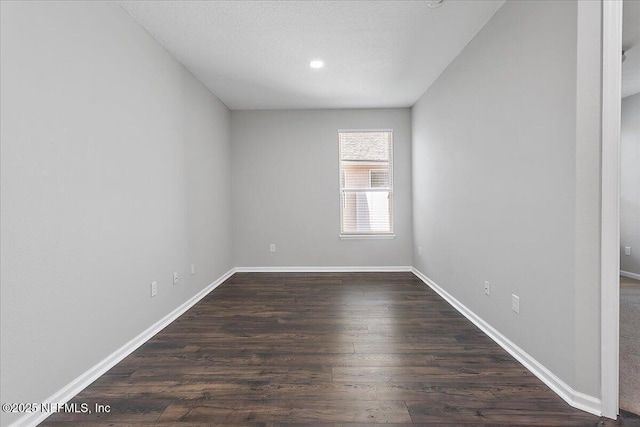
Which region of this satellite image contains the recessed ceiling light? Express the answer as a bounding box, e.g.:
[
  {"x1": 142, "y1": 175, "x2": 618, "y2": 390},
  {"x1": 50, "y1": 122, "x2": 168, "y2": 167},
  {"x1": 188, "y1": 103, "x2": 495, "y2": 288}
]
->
[
  {"x1": 426, "y1": 0, "x2": 444, "y2": 8},
  {"x1": 309, "y1": 60, "x2": 324, "y2": 69}
]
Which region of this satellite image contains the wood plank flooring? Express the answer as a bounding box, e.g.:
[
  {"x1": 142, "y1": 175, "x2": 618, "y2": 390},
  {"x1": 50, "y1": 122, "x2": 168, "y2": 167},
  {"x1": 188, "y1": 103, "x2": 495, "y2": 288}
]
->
[{"x1": 41, "y1": 272, "x2": 640, "y2": 426}]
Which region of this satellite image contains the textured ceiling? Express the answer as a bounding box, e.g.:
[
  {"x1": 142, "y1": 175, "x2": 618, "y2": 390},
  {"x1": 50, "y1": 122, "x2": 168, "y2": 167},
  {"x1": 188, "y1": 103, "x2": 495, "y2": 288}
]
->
[
  {"x1": 119, "y1": 0, "x2": 505, "y2": 110},
  {"x1": 623, "y1": 0, "x2": 640, "y2": 98}
]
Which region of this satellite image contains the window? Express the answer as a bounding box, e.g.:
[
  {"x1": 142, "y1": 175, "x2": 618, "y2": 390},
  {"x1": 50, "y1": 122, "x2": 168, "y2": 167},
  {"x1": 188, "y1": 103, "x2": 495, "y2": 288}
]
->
[{"x1": 339, "y1": 130, "x2": 393, "y2": 236}]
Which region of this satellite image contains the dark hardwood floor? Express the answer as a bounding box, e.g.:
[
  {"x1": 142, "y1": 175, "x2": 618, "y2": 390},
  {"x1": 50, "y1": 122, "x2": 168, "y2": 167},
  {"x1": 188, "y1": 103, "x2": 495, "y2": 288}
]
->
[{"x1": 41, "y1": 272, "x2": 640, "y2": 426}]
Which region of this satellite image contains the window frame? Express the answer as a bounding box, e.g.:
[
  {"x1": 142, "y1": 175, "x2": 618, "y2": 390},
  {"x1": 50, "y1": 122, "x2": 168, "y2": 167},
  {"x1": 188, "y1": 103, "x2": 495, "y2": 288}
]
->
[{"x1": 338, "y1": 129, "x2": 395, "y2": 239}]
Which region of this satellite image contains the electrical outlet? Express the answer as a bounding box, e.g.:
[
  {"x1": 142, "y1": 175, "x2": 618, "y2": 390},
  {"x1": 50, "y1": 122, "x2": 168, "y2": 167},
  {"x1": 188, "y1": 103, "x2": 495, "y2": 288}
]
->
[
  {"x1": 484, "y1": 281, "x2": 490, "y2": 296},
  {"x1": 418, "y1": 246, "x2": 423, "y2": 256},
  {"x1": 625, "y1": 246, "x2": 632, "y2": 256},
  {"x1": 173, "y1": 272, "x2": 178, "y2": 285},
  {"x1": 269, "y1": 244, "x2": 276, "y2": 252},
  {"x1": 512, "y1": 294, "x2": 520, "y2": 314},
  {"x1": 151, "y1": 281, "x2": 157, "y2": 297},
  {"x1": 190, "y1": 264, "x2": 195, "y2": 275}
]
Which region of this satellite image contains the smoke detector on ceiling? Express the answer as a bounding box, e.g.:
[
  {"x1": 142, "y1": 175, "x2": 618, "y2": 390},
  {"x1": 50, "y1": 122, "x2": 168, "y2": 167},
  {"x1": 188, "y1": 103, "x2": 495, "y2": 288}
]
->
[{"x1": 426, "y1": 0, "x2": 444, "y2": 8}]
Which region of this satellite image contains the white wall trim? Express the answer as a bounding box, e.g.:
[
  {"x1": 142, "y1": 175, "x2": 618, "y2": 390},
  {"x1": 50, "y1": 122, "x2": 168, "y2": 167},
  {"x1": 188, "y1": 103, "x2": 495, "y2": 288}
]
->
[
  {"x1": 8, "y1": 267, "x2": 236, "y2": 427},
  {"x1": 600, "y1": 0, "x2": 623, "y2": 419},
  {"x1": 10, "y1": 265, "x2": 605, "y2": 427},
  {"x1": 235, "y1": 266, "x2": 413, "y2": 273},
  {"x1": 620, "y1": 270, "x2": 640, "y2": 281},
  {"x1": 9, "y1": 265, "x2": 413, "y2": 427},
  {"x1": 411, "y1": 267, "x2": 602, "y2": 417}
]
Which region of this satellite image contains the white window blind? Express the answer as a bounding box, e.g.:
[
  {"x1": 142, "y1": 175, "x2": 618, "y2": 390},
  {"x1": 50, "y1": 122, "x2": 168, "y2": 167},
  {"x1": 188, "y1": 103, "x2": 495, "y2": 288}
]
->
[{"x1": 339, "y1": 130, "x2": 393, "y2": 235}]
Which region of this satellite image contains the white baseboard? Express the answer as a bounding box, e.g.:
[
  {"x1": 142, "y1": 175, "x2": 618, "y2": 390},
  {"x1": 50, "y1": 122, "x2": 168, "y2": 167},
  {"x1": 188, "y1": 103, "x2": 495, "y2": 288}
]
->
[
  {"x1": 10, "y1": 266, "x2": 603, "y2": 427},
  {"x1": 9, "y1": 267, "x2": 236, "y2": 427},
  {"x1": 235, "y1": 266, "x2": 413, "y2": 273},
  {"x1": 411, "y1": 267, "x2": 602, "y2": 417},
  {"x1": 620, "y1": 270, "x2": 640, "y2": 281}
]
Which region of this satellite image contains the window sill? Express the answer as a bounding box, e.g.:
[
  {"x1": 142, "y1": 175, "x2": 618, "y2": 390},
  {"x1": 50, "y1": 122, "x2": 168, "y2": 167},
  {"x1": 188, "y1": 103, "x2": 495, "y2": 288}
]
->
[{"x1": 339, "y1": 234, "x2": 396, "y2": 240}]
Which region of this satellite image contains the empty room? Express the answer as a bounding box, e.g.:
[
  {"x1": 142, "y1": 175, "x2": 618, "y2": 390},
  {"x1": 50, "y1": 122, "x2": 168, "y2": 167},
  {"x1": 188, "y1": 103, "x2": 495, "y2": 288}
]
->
[{"x1": 1, "y1": 0, "x2": 638, "y2": 426}]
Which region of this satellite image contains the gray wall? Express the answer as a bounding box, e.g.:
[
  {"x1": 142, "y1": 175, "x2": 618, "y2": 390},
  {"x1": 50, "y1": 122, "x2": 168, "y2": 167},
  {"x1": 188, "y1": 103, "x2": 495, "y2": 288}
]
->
[
  {"x1": 412, "y1": 0, "x2": 602, "y2": 397},
  {"x1": 1, "y1": 0, "x2": 610, "y2": 422},
  {"x1": 231, "y1": 109, "x2": 412, "y2": 268},
  {"x1": 0, "y1": 2, "x2": 233, "y2": 425},
  {"x1": 621, "y1": 93, "x2": 640, "y2": 276}
]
